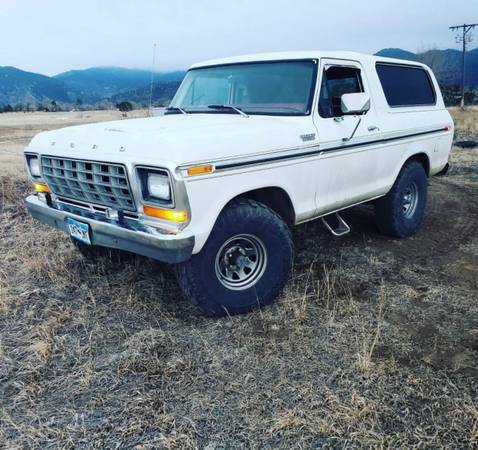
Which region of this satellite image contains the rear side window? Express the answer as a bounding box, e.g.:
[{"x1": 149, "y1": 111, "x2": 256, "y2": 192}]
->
[{"x1": 376, "y1": 63, "x2": 436, "y2": 107}]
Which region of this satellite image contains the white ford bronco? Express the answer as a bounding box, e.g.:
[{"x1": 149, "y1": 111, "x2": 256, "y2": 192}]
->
[{"x1": 24, "y1": 51, "x2": 453, "y2": 316}]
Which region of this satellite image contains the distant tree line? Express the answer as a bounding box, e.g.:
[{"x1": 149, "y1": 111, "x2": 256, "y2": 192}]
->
[
  {"x1": 1, "y1": 83, "x2": 476, "y2": 114},
  {"x1": 0, "y1": 98, "x2": 118, "y2": 113},
  {"x1": 440, "y1": 85, "x2": 478, "y2": 107},
  {"x1": 0, "y1": 98, "x2": 165, "y2": 113},
  {"x1": 0, "y1": 100, "x2": 63, "y2": 113}
]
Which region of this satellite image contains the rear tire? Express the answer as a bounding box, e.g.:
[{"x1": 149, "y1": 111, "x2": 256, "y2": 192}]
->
[
  {"x1": 375, "y1": 160, "x2": 428, "y2": 238},
  {"x1": 176, "y1": 199, "x2": 293, "y2": 316}
]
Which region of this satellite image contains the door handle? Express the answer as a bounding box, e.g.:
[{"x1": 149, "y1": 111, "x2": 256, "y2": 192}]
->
[{"x1": 368, "y1": 125, "x2": 380, "y2": 132}]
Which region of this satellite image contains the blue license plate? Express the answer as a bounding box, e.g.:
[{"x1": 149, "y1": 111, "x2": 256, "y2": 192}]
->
[{"x1": 66, "y1": 217, "x2": 91, "y2": 245}]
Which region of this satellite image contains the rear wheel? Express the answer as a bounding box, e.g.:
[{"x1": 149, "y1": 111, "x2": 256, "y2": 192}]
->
[
  {"x1": 176, "y1": 199, "x2": 293, "y2": 316},
  {"x1": 375, "y1": 160, "x2": 428, "y2": 238}
]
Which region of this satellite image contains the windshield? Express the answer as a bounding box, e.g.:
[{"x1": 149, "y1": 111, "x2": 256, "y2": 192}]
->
[{"x1": 169, "y1": 60, "x2": 316, "y2": 115}]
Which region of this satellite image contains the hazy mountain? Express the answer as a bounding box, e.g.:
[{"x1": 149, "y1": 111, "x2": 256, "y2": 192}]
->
[
  {"x1": 110, "y1": 80, "x2": 183, "y2": 106},
  {"x1": 1, "y1": 49, "x2": 477, "y2": 109},
  {"x1": 420, "y1": 48, "x2": 478, "y2": 87},
  {"x1": 54, "y1": 67, "x2": 185, "y2": 102},
  {"x1": 375, "y1": 48, "x2": 418, "y2": 61},
  {"x1": 0, "y1": 66, "x2": 70, "y2": 106},
  {"x1": 375, "y1": 47, "x2": 478, "y2": 87}
]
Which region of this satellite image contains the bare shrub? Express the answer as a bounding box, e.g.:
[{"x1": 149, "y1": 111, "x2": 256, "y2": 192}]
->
[{"x1": 0, "y1": 174, "x2": 30, "y2": 210}]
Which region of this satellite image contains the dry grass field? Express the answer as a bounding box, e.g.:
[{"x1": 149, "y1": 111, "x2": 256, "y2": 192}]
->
[{"x1": 0, "y1": 109, "x2": 477, "y2": 448}]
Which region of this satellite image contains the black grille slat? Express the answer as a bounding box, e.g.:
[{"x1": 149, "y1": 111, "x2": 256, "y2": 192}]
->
[
  {"x1": 41, "y1": 156, "x2": 135, "y2": 211},
  {"x1": 43, "y1": 164, "x2": 129, "y2": 181}
]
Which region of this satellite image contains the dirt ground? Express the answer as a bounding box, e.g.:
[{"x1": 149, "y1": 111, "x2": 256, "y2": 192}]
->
[{"x1": 0, "y1": 109, "x2": 477, "y2": 448}]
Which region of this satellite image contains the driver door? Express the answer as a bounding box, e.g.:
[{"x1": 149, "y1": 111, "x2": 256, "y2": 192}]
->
[{"x1": 313, "y1": 59, "x2": 382, "y2": 214}]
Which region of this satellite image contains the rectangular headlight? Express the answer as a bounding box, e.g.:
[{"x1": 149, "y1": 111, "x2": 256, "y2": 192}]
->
[
  {"x1": 147, "y1": 173, "x2": 171, "y2": 201},
  {"x1": 137, "y1": 167, "x2": 173, "y2": 206},
  {"x1": 25, "y1": 154, "x2": 41, "y2": 178},
  {"x1": 30, "y1": 158, "x2": 41, "y2": 177}
]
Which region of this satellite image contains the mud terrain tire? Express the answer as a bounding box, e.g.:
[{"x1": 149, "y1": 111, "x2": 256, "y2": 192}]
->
[
  {"x1": 375, "y1": 160, "x2": 428, "y2": 238},
  {"x1": 176, "y1": 199, "x2": 293, "y2": 316}
]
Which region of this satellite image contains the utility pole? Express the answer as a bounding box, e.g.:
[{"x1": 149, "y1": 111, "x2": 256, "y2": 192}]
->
[{"x1": 449, "y1": 23, "x2": 478, "y2": 109}]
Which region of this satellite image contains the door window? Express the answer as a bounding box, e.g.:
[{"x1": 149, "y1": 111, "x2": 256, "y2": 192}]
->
[{"x1": 318, "y1": 66, "x2": 364, "y2": 118}]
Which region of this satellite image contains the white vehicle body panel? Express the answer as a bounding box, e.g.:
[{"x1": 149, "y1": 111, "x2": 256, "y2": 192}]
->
[{"x1": 25, "y1": 51, "x2": 454, "y2": 256}]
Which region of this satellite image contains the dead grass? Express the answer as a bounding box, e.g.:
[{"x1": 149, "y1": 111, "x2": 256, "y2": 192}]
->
[
  {"x1": 0, "y1": 173, "x2": 30, "y2": 210},
  {"x1": 449, "y1": 106, "x2": 478, "y2": 141},
  {"x1": 355, "y1": 285, "x2": 386, "y2": 372},
  {"x1": 0, "y1": 109, "x2": 477, "y2": 448}
]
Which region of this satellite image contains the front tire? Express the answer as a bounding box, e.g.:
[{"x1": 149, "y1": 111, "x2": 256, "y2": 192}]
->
[
  {"x1": 177, "y1": 199, "x2": 293, "y2": 316},
  {"x1": 375, "y1": 160, "x2": 428, "y2": 238}
]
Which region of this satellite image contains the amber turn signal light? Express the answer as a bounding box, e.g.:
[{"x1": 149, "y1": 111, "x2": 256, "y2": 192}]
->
[
  {"x1": 33, "y1": 182, "x2": 50, "y2": 193},
  {"x1": 186, "y1": 164, "x2": 214, "y2": 176},
  {"x1": 143, "y1": 205, "x2": 188, "y2": 223}
]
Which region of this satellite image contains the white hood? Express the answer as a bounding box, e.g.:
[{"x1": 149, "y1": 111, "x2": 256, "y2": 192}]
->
[{"x1": 27, "y1": 114, "x2": 316, "y2": 168}]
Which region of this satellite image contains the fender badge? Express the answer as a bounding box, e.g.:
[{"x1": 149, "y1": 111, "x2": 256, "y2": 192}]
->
[{"x1": 300, "y1": 133, "x2": 316, "y2": 142}]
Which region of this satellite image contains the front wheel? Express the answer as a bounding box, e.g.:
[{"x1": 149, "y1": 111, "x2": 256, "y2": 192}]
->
[
  {"x1": 374, "y1": 160, "x2": 428, "y2": 238},
  {"x1": 176, "y1": 199, "x2": 293, "y2": 316}
]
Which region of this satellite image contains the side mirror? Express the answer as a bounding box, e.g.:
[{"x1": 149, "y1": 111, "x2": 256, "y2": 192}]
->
[{"x1": 341, "y1": 93, "x2": 370, "y2": 115}]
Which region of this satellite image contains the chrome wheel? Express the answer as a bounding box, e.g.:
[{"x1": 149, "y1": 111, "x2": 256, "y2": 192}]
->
[
  {"x1": 402, "y1": 181, "x2": 419, "y2": 218},
  {"x1": 214, "y1": 234, "x2": 267, "y2": 290}
]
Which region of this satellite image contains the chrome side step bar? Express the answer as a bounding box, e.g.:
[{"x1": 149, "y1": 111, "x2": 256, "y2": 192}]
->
[{"x1": 321, "y1": 213, "x2": 350, "y2": 237}]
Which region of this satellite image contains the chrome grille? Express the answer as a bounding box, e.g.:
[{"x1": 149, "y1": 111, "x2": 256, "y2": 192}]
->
[{"x1": 41, "y1": 156, "x2": 136, "y2": 211}]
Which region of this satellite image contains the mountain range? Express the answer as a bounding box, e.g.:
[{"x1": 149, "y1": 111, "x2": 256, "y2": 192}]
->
[
  {"x1": 375, "y1": 47, "x2": 478, "y2": 87},
  {"x1": 0, "y1": 66, "x2": 185, "y2": 107},
  {"x1": 1, "y1": 47, "x2": 477, "y2": 108},
  {"x1": 55, "y1": 67, "x2": 185, "y2": 103},
  {"x1": 0, "y1": 66, "x2": 71, "y2": 106}
]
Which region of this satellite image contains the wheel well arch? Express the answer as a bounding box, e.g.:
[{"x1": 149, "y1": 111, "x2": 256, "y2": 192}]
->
[
  {"x1": 226, "y1": 186, "x2": 296, "y2": 226},
  {"x1": 405, "y1": 153, "x2": 430, "y2": 176}
]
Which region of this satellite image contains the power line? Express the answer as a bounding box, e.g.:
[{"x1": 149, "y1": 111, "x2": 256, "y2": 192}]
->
[{"x1": 449, "y1": 23, "x2": 478, "y2": 109}]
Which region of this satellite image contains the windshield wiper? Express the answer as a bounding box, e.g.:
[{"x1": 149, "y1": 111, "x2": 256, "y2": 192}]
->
[
  {"x1": 207, "y1": 104, "x2": 249, "y2": 118},
  {"x1": 165, "y1": 106, "x2": 188, "y2": 115}
]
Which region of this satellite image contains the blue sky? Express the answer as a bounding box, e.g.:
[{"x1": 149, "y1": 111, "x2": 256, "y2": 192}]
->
[{"x1": 1, "y1": 0, "x2": 476, "y2": 75}]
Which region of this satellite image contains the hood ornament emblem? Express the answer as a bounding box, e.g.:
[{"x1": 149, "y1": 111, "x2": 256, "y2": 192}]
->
[
  {"x1": 70, "y1": 142, "x2": 75, "y2": 148},
  {"x1": 119, "y1": 146, "x2": 126, "y2": 152}
]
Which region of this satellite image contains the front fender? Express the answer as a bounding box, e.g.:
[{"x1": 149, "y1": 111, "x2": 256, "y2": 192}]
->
[{"x1": 184, "y1": 171, "x2": 299, "y2": 254}]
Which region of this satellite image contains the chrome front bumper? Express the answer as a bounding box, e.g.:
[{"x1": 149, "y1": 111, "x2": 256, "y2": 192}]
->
[{"x1": 25, "y1": 195, "x2": 194, "y2": 263}]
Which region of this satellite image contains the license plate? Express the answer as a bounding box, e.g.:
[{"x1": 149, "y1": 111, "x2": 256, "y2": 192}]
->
[{"x1": 67, "y1": 217, "x2": 91, "y2": 245}]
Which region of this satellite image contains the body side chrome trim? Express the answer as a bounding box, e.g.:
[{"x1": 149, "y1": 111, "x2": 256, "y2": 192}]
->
[
  {"x1": 212, "y1": 127, "x2": 449, "y2": 172},
  {"x1": 176, "y1": 141, "x2": 320, "y2": 172},
  {"x1": 295, "y1": 194, "x2": 385, "y2": 225}
]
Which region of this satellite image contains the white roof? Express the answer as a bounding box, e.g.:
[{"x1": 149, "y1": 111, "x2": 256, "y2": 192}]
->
[{"x1": 190, "y1": 50, "x2": 425, "y2": 69}]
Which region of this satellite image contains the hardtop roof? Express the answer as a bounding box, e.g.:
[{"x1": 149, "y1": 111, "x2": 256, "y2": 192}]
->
[{"x1": 190, "y1": 51, "x2": 428, "y2": 70}]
